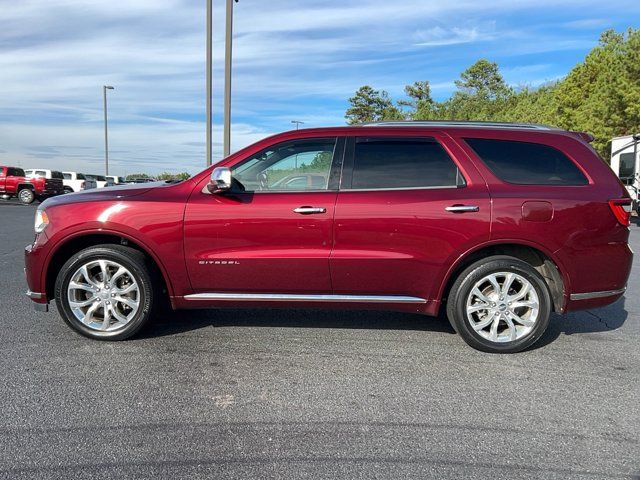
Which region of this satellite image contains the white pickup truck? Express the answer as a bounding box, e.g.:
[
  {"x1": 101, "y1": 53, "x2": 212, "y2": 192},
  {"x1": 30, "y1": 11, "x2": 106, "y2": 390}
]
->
[
  {"x1": 106, "y1": 175, "x2": 126, "y2": 185},
  {"x1": 86, "y1": 174, "x2": 115, "y2": 188},
  {"x1": 62, "y1": 172, "x2": 97, "y2": 193}
]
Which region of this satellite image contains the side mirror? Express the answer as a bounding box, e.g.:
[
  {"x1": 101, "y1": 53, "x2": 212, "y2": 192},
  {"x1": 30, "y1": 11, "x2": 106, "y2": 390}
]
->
[{"x1": 208, "y1": 167, "x2": 232, "y2": 194}]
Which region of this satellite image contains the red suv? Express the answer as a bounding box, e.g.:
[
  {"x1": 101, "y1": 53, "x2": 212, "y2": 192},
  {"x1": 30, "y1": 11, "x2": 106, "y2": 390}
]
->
[{"x1": 24, "y1": 122, "x2": 633, "y2": 352}]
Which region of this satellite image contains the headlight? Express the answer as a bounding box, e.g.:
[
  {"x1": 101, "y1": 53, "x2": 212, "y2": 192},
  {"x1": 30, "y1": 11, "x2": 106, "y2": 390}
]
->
[{"x1": 34, "y1": 209, "x2": 49, "y2": 234}]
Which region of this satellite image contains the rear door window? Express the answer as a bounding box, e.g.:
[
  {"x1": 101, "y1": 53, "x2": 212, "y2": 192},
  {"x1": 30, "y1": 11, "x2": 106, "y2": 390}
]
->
[
  {"x1": 348, "y1": 137, "x2": 463, "y2": 190},
  {"x1": 8, "y1": 168, "x2": 25, "y2": 177},
  {"x1": 465, "y1": 138, "x2": 588, "y2": 185}
]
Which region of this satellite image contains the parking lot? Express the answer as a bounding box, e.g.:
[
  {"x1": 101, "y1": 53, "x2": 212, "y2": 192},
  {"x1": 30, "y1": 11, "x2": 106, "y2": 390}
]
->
[{"x1": 0, "y1": 200, "x2": 638, "y2": 479}]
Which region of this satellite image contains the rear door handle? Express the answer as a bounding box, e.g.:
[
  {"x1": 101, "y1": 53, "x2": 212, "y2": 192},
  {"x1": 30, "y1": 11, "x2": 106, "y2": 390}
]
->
[
  {"x1": 293, "y1": 206, "x2": 327, "y2": 215},
  {"x1": 445, "y1": 205, "x2": 479, "y2": 213}
]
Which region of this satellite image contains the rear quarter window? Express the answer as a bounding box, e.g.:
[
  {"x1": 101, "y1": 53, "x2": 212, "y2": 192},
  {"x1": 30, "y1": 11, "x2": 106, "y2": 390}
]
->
[
  {"x1": 51, "y1": 171, "x2": 64, "y2": 179},
  {"x1": 465, "y1": 138, "x2": 588, "y2": 185}
]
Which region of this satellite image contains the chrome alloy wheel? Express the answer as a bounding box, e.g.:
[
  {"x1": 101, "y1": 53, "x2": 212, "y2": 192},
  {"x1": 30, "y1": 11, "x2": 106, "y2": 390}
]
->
[
  {"x1": 465, "y1": 272, "x2": 540, "y2": 343},
  {"x1": 67, "y1": 259, "x2": 140, "y2": 332}
]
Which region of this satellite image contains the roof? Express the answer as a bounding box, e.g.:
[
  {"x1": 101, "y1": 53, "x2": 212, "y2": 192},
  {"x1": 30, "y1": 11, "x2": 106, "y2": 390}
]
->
[{"x1": 360, "y1": 120, "x2": 560, "y2": 131}]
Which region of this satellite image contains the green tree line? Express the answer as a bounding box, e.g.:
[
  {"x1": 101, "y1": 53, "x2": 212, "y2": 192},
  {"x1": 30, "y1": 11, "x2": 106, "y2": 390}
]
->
[
  {"x1": 125, "y1": 172, "x2": 191, "y2": 181},
  {"x1": 345, "y1": 29, "x2": 640, "y2": 158}
]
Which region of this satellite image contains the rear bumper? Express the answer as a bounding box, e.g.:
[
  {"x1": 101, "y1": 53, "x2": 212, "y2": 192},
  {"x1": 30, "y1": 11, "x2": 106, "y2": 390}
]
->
[
  {"x1": 569, "y1": 288, "x2": 626, "y2": 301},
  {"x1": 561, "y1": 241, "x2": 632, "y2": 312}
]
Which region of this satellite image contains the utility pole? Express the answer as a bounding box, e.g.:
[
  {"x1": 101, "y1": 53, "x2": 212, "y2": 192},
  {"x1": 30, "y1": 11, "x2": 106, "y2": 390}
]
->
[
  {"x1": 103, "y1": 85, "x2": 114, "y2": 175},
  {"x1": 291, "y1": 120, "x2": 304, "y2": 130},
  {"x1": 223, "y1": 0, "x2": 237, "y2": 157},
  {"x1": 206, "y1": 0, "x2": 213, "y2": 166}
]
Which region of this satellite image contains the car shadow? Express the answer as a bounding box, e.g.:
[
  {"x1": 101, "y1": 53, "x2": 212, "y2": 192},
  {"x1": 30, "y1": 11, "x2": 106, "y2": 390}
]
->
[
  {"x1": 138, "y1": 307, "x2": 457, "y2": 339},
  {"x1": 138, "y1": 297, "x2": 629, "y2": 347},
  {"x1": 532, "y1": 296, "x2": 629, "y2": 350}
]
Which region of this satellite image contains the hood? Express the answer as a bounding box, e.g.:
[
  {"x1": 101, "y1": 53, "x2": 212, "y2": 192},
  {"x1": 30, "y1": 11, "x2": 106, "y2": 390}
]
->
[{"x1": 40, "y1": 181, "x2": 173, "y2": 208}]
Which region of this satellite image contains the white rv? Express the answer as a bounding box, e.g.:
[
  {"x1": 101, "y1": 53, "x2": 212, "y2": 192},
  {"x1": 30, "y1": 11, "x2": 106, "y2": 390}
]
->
[{"x1": 610, "y1": 134, "x2": 640, "y2": 214}]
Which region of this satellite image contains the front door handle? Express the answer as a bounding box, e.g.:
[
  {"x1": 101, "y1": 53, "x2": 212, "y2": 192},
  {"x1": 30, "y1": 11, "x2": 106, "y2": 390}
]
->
[
  {"x1": 293, "y1": 206, "x2": 327, "y2": 215},
  {"x1": 445, "y1": 205, "x2": 479, "y2": 213}
]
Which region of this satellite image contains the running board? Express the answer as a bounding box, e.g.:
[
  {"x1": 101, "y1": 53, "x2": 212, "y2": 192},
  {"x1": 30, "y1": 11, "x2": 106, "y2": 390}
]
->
[{"x1": 183, "y1": 293, "x2": 427, "y2": 304}]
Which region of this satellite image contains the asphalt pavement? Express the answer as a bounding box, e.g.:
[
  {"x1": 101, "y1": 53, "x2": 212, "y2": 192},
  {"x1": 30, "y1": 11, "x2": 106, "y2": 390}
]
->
[{"x1": 0, "y1": 199, "x2": 638, "y2": 479}]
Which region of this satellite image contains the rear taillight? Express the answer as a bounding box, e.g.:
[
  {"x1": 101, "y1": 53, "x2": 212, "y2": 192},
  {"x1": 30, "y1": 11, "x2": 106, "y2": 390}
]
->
[
  {"x1": 80, "y1": 181, "x2": 85, "y2": 189},
  {"x1": 608, "y1": 199, "x2": 633, "y2": 226}
]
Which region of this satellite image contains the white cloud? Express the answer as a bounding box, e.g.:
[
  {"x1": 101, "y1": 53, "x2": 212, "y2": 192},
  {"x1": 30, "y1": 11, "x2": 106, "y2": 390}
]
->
[{"x1": 1, "y1": 0, "x2": 638, "y2": 175}]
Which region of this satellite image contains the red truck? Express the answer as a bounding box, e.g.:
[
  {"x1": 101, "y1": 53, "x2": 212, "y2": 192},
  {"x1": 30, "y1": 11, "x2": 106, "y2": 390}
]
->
[
  {"x1": 0, "y1": 166, "x2": 37, "y2": 204},
  {"x1": 0, "y1": 166, "x2": 64, "y2": 204}
]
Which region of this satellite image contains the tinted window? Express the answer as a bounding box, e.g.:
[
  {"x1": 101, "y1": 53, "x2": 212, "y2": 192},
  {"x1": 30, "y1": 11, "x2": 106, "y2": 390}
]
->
[
  {"x1": 232, "y1": 138, "x2": 336, "y2": 192},
  {"x1": 63, "y1": 173, "x2": 71, "y2": 179},
  {"x1": 465, "y1": 138, "x2": 588, "y2": 185},
  {"x1": 8, "y1": 167, "x2": 25, "y2": 177},
  {"x1": 51, "y1": 171, "x2": 63, "y2": 179},
  {"x1": 350, "y1": 138, "x2": 460, "y2": 189},
  {"x1": 77, "y1": 173, "x2": 86, "y2": 180},
  {"x1": 619, "y1": 152, "x2": 635, "y2": 180}
]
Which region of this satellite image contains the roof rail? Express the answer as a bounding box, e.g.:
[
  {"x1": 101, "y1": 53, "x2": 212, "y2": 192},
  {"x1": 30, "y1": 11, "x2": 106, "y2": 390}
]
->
[{"x1": 361, "y1": 120, "x2": 558, "y2": 130}]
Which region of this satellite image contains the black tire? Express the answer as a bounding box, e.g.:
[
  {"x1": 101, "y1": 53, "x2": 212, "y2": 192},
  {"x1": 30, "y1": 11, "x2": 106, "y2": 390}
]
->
[
  {"x1": 446, "y1": 255, "x2": 552, "y2": 353},
  {"x1": 18, "y1": 188, "x2": 35, "y2": 204},
  {"x1": 63, "y1": 187, "x2": 73, "y2": 194},
  {"x1": 54, "y1": 244, "x2": 155, "y2": 340}
]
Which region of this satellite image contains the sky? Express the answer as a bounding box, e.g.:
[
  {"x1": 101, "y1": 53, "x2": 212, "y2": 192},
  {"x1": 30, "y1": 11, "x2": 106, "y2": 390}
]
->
[{"x1": 0, "y1": 0, "x2": 639, "y2": 176}]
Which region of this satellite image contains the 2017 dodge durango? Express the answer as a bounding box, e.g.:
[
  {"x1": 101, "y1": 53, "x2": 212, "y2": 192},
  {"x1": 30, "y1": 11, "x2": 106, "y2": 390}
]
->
[{"x1": 24, "y1": 121, "x2": 633, "y2": 353}]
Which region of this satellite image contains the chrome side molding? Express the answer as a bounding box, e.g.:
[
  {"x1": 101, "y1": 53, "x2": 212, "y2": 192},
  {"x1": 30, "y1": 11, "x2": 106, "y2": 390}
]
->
[
  {"x1": 570, "y1": 288, "x2": 626, "y2": 301},
  {"x1": 183, "y1": 293, "x2": 427, "y2": 304}
]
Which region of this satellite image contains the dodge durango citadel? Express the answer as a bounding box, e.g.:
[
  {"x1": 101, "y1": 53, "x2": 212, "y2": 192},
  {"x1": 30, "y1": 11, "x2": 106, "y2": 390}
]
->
[{"x1": 25, "y1": 121, "x2": 633, "y2": 353}]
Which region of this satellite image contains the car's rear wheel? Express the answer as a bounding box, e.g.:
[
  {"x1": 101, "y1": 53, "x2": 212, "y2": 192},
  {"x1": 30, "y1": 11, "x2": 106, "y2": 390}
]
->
[
  {"x1": 18, "y1": 188, "x2": 35, "y2": 204},
  {"x1": 447, "y1": 255, "x2": 552, "y2": 353},
  {"x1": 63, "y1": 187, "x2": 73, "y2": 194},
  {"x1": 54, "y1": 245, "x2": 154, "y2": 340}
]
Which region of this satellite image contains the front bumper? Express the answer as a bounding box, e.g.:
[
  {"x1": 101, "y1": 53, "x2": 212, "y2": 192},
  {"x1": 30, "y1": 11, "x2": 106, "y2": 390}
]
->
[
  {"x1": 26, "y1": 290, "x2": 49, "y2": 311},
  {"x1": 25, "y1": 242, "x2": 49, "y2": 310}
]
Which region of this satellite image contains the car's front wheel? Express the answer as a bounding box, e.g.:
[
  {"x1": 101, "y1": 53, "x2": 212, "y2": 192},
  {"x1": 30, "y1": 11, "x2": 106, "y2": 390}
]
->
[
  {"x1": 54, "y1": 245, "x2": 154, "y2": 340},
  {"x1": 447, "y1": 255, "x2": 552, "y2": 353}
]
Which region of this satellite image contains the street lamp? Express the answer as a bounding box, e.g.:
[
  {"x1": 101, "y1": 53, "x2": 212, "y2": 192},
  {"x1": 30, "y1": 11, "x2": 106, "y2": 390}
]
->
[
  {"x1": 291, "y1": 120, "x2": 305, "y2": 130},
  {"x1": 206, "y1": 0, "x2": 212, "y2": 166},
  {"x1": 223, "y1": 0, "x2": 238, "y2": 157},
  {"x1": 103, "y1": 85, "x2": 114, "y2": 176}
]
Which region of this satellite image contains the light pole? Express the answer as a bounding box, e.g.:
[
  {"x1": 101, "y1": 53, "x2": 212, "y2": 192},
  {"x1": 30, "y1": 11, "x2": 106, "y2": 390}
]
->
[
  {"x1": 103, "y1": 85, "x2": 114, "y2": 176},
  {"x1": 223, "y1": 0, "x2": 238, "y2": 157},
  {"x1": 291, "y1": 120, "x2": 304, "y2": 130},
  {"x1": 206, "y1": 0, "x2": 213, "y2": 166}
]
